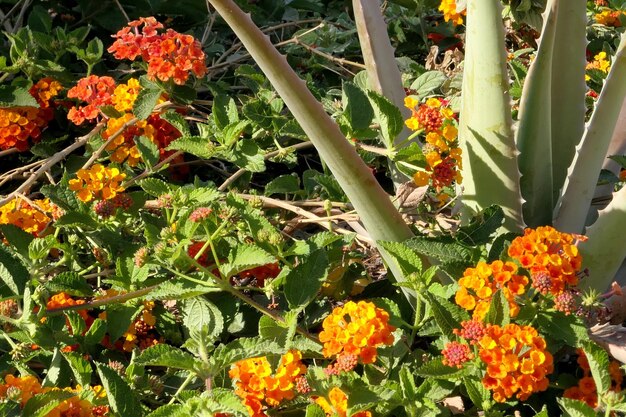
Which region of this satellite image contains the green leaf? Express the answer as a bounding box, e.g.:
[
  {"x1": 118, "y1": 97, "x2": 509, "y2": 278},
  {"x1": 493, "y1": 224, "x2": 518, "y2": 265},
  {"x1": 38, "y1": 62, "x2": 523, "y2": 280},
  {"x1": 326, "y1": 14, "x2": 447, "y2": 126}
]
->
[
  {"x1": 146, "y1": 280, "x2": 218, "y2": 300},
  {"x1": 486, "y1": 289, "x2": 510, "y2": 326},
  {"x1": 259, "y1": 315, "x2": 288, "y2": 343},
  {"x1": 264, "y1": 174, "x2": 301, "y2": 195},
  {"x1": 406, "y1": 237, "x2": 478, "y2": 265},
  {"x1": 166, "y1": 136, "x2": 216, "y2": 159},
  {"x1": 0, "y1": 85, "x2": 38, "y2": 107},
  {"x1": 534, "y1": 406, "x2": 549, "y2": 417},
  {"x1": 367, "y1": 90, "x2": 403, "y2": 148},
  {"x1": 284, "y1": 249, "x2": 329, "y2": 308},
  {"x1": 423, "y1": 292, "x2": 468, "y2": 336},
  {"x1": 536, "y1": 312, "x2": 587, "y2": 346},
  {"x1": 44, "y1": 272, "x2": 93, "y2": 297},
  {"x1": 463, "y1": 376, "x2": 491, "y2": 410},
  {"x1": 581, "y1": 341, "x2": 611, "y2": 395},
  {"x1": 410, "y1": 71, "x2": 447, "y2": 98},
  {"x1": 213, "y1": 95, "x2": 239, "y2": 129},
  {"x1": 208, "y1": 338, "x2": 282, "y2": 373},
  {"x1": 54, "y1": 211, "x2": 99, "y2": 229},
  {"x1": 0, "y1": 224, "x2": 34, "y2": 260},
  {"x1": 220, "y1": 245, "x2": 276, "y2": 278},
  {"x1": 230, "y1": 139, "x2": 265, "y2": 172},
  {"x1": 133, "y1": 87, "x2": 162, "y2": 120},
  {"x1": 138, "y1": 178, "x2": 173, "y2": 197},
  {"x1": 160, "y1": 111, "x2": 191, "y2": 136},
  {"x1": 180, "y1": 297, "x2": 224, "y2": 341},
  {"x1": 29, "y1": 235, "x2": 58, "y2": 260},
  {"x1": 117, "y1": 257, "x2": 149, "y2": 285},
  {"x1": 135, "y1": 136, "x2": 160, "y2": 167},
  {"x1": 457, "y1": 206, "x2": 505, "y2": 245},
  {"x1": 416, "y1": 358, "x2": 468, "y2": 379},
  {"x1": 106, "y1": 305, "x2": 141, "y2": 342},
  {"x1": 558, "y1": 397, "x2": 598, "y2": 417},
  {"x1": 135, "y1": 344, "x2": 201, "y2": 371},
  {"x1": 222, "y1": 120, "x2": 250, "y2": 147},
  {"x1": 96, "y1": 362, "x2": 144, "y2": 417},
  {"x1": 399, "y1": 366, "x2": 418, "y2": 399},
  {"x1": 63, "y1": 351, "x2": 92, "y2": 387},
  {"x1": 22, "y1": 390, "x2": 76, "y2": 417},
  {"x1": 342, "y1": 81, "x2": 374, "y2": 131},
  {"x1": 0, "y1": 245, "x2": 29, "y2": 294},
  {"x1": 84, "y1": 318, "x2": 107, "y2": 347},
  {"x1": 305, "y1": 404, "x2": 327, "y2": 417},
  {"x1": 100, "y1": 105, "x2": 125, "y2": 119},
  {"x1": 378, "y1": 240, "x2": 422, "y2": 276},
  {"x1": 28, "y1": 5, "x2": 53, "y2": 33},
  {"x1": 608, "y1": 155, "x2": 626, "y2": 169},
  {"x1": 145, "y1": 405, "x2": 184, "y2": 417}
]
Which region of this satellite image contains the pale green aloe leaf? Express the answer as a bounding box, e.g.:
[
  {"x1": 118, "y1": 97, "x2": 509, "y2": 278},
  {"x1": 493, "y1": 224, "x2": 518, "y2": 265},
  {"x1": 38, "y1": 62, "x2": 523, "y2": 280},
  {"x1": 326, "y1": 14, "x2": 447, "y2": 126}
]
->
[
  {"x1": 352, "y1": 0, "x2": 414, "y2": 186},
  {"x1": 516, "y1": 0, "x2": 558, "y2": 227},
  {"x1": 458, "y1": 0, "x2": 524, "y2": 232},
  {"x1": 551, "y1": 0, "x2": 587, "y2": 203},
  {"x1": 555, "y1": 32, "x2": 626, "y2": 233},
  {"x1": 207, "y1": 0, "x2": 417, "y2": 302},
  {"x1": 589, "y1": 97, "x2": 626, "y2": 224},
  {"x1": 579, "y1": 185, "x2": 626, "y2": 291}
]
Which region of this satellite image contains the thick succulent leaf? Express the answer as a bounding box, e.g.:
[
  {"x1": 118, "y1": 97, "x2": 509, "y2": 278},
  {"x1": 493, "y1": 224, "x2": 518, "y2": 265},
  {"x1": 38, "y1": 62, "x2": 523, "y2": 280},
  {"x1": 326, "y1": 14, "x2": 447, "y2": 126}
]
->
[
  {"x1": 555, "y1": 32, "x2": 626, "y2": 233},
  {"x1": 458, "y1": 0, "x2": 524, "y2": 232},
  {"x1": 516, "y1": 0, "x2": 557, "y2": 227},
  {"x1": 579, "y1": 185, "x2": 626, "y2": 292},
  {"x1": 550, "y1": 0, "x2": 587, "y2": 203}
]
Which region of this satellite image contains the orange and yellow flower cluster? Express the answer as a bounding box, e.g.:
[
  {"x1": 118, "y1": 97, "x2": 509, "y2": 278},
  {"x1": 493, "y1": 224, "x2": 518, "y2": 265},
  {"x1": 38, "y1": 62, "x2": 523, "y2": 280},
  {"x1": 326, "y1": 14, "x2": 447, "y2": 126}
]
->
[
  {"x1": 404, "y1": 97, "x2": 462, "y2": 191},
  {"x1": 229, "y1": 350, "x2": 306, "y2": 417},
  {"x1": 478, "y1": 323, "x2": 553, "y2": 403},
  {"x1": 0, "y1": 375, "x2": 109, "y2": 416},
  {"x1": 595, "y1": 9, "x2": 626, "y2": 27},
  {"x1": 455, "y1": 260, "x2": 529, "y2": 320},
  {"x1": 68, "y1": 164, "x2": 126, "y2": 203},
  {"x1": 0, "y1": 198, "x2": 55, "y2": 236},
  {"x1": 0, "y1": 78, "x2": 62, "y2": 151},
  {"x1": 108, "y1": 17, "x2": 207, "y2": 85},
  {"x1": 118, "y1": 300, "x2": 160, "y2": 352},
  {"x1": 564, "y1": 350, "x2": 624, "y2": 408},
  {"x1": 315, "y1": 387, "x2": 372, "y2": 417},
  {"x1": 586, "y1": 51, "x2": 611, "y2": 81},
  {"x1": 508, "y1": 226, "x2": 585, "y2": 296},
  {"x1": 319, "y1": 301, "x2": 395, "y2": 364},
  {"x1": 67, "y1": 75, "x2": 116, "y2": 125},
  {"x1": 439, "y1": 0, "x2": 466, "y2": 25},
  {"x1": 101, "y1": 78, "x2": 180, "y2": 167}
]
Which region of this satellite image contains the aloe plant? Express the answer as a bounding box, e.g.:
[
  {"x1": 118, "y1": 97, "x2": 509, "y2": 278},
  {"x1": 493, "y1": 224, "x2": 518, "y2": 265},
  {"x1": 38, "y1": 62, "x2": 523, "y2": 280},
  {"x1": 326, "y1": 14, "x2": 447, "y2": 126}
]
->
[{"x1": 459, "y1": 0, "x2": 626, "y2": 290}]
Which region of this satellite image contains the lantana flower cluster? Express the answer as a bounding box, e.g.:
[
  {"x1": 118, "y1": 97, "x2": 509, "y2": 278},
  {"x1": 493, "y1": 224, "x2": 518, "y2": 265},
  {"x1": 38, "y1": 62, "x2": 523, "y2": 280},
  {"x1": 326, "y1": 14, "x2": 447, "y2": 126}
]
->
[
  {"x1": 108, "y1": 17, "x2": 207, "y2": 85},
  {"x1": 507, "y1": 226, "x2": 585, "y2": 296},
  {"x1": 478, "y1": 323, "x2": 553, "y2": 403},
  {"x1": 67, "y1": 75, "x2": 116, "y2": 125},
  {"x1": 0, "y1": 197, "x2": 56, "y2": 236},
  {"x1": 319, "y1": 300, "x2": 395, "y2": 364},
  {"x1": 454, "y1": 260, "x2": 529, "y2": 320},
  {"x1": 0, "y1": 375, "x2": 109, "y2": 416},
  {"x1": 68, "y1": 164, "x2": 126, "y2": 203},
  {"x1": 563, "y1": 350, "x2": 625, "y2": 408},
  {"x1": 404, "y1": 96, "x2": 462, "y2": 192},
  {"x1": 0, "y1": 77, "x2": 62, "y2": 151},
  {"x1": 315, "y1": 387, "x2": 372, "y2": 417},
  {"x1": 595, "y1": 9, "x2": 626, "y2": 27},
  {"x1": 586, "y1": 51, "x2": 611, "y2": 82},
  {"x1": 439, "y1": 0, "x2": 466, "y2": 26},
  {"x1": 229, "y1": 350, "x2": 306, "y2": 417}
]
